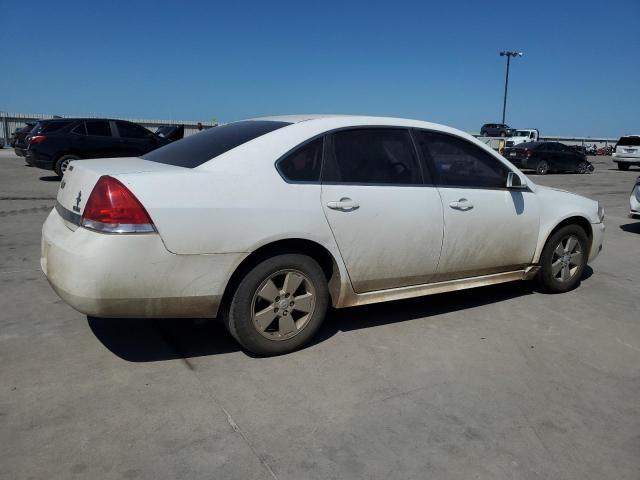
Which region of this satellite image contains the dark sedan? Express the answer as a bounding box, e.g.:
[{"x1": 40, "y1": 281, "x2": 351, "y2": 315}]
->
[
  {"x1": 502, "y1": 141, "x2": 594, "y2": 175},
  {"x1": 25, "y1": 118, "x2": 175, "y2": 177}
]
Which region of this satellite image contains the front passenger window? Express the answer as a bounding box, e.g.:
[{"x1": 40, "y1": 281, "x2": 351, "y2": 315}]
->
[{"x1": 415, "y1": 131, "x2": 508, "y2": 188}]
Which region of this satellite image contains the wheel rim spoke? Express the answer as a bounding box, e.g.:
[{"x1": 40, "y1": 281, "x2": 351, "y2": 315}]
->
[
  {"x1": 561, "y1": 265, "x2": 571, "y2": 282},
  {"x1": 254, "y1": 306, "x2": 278, "y2": 332},
  {"x1": 282, "y1": 272, "x2": 304, "y2": 295},
  {"x1": 278, "y1": 315, "x2": 296, "y2": 336},
  {"x1": 257, "y1": 279, "x2": 279, "y2": 303},
  {"x1": 554, "y1": 244, "x2": 565, "y2": 258},
  {"x1": 551, "y1": 259, "x2": 563, "y2": 277},
  {"x1": 566, "y1": 236, "x2": 578, "y2": 253},
  {"x1": 570, "y1": 252, "x2": 582, "y2": 266},
  {"x1": 293, "y1": 292, "x2": 314, "y2": 313}
]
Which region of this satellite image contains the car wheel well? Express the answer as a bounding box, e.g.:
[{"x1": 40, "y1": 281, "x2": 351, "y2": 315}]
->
[
  {"x1": 220, "y1": 239, "x2": 340, "y2": 314},
  {"x1": 546, "y1": 216, "x2": 593, "y2": 251}
]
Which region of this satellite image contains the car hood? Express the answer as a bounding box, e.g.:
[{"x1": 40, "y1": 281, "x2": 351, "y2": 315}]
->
[{"x1": 533, "y1": 184, "x2": 600, "y2": 223}]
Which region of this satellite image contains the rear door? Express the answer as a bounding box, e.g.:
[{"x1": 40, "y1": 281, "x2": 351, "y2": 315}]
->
[
  {"x1": 415, "y1": 130, "x2": 539, "y2": 280},
  {"x1": 320, "y1": 128, "x2": 444, "y2": 293},
  {"x1": 115, "y1": 121, "x2": 157, "y2": 156}
]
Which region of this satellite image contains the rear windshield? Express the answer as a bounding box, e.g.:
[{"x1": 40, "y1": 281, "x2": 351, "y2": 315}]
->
[
  {"x1": 142, "y1": 120, "x2": 291, "y2": 168},
  {"x1": 617, "y1": 136, "x2": 640, "y2": 147},
  {"x1": 31, "y1": 120, "x2": 74, "y2": 134}
]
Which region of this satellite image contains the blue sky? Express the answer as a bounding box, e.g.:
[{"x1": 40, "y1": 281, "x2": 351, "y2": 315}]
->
[{"x1": 2, "y1": 0, "x2": 638, "y2": 136}]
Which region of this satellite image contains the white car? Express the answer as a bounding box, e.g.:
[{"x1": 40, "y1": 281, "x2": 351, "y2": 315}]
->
[
  {"x1": 613, "y1": 135, "x2": 640, "y2": 170},
  {"x1": 41, "y1": 115, "x2": 605, "y2": 355}
]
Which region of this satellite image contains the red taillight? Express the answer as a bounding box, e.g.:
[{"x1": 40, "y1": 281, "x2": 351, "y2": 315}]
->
[
  {"x1": 81, "y1": 176, "x2": 154, "y2": 233},
  {"x1": 31, "y1": 135, "x2": 46, "y2": 144}
]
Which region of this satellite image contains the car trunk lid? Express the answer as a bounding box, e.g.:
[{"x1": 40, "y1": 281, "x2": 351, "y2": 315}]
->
[{"x1": 55, "y1": 157, "x2": 182, "y2": 231}]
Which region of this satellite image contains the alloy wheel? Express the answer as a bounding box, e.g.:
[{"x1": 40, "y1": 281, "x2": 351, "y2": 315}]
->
[
  {"x1": 551, "y1": 235, "x2": 583, "y2": 282},
  {"x1": 251, "y1": 269, "x2": 316, "y2": 341},
  {"x1": 60, "y1": 158, "x2": 71, "y2": 174}
]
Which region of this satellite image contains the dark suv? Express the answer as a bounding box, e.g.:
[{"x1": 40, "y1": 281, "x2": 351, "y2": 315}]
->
[
  {"x1": 25, "y1": 118, "x2": 176, "y2": 177},
  {"x1": 480, "y1": 123, "x2": 515, "y2": 137}
]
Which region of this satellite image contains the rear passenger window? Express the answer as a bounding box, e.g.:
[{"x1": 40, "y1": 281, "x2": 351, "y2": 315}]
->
[
  {"x1": 277, "y1": 138, "x2": 323, "y2": 182},
  {"x1": 41, "y1": 121, "x2": 73, "y2": 133},
  {"x1": 323, "y1": 128, "x2": 422, "y2": 185},
  {"x1": 415, "y1": 131, "x2": 508, "y2": 188},
  {"x1": 86, "y1": 121, "x2": 112, "y2": 137},
  {"x1": 71, "y1": 123, "x2": 87, "y2": 135}
]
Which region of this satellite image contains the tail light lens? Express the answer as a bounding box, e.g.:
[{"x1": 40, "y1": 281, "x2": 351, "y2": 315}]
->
[
  {"x1": 31, "y1": 135, "x2": 46, "y2": 144},
  {"x1": 81, "y1": 176, "x2": 155, "y2": 233}
]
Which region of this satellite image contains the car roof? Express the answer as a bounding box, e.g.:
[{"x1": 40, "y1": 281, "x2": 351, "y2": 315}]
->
[
  {"x1": 245, "y1": 114, "x2": 465, "y2": 133},
  {"x1": 36, "y1": 117, "x2": 137, "y2": 123}
]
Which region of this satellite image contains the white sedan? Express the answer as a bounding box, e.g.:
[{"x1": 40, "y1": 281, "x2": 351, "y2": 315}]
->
[{"x1": 41, "y1": 115, "x2": 605, "y2": 355}]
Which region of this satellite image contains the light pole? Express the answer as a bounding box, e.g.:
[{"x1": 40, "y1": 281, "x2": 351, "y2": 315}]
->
[{"x1": 499, "y1": 51, "x2": 523, "y2": 124}]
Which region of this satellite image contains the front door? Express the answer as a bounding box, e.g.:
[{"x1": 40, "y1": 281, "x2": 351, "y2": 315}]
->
[
  {"x1": 321, "y1": 128, "x2": 444, "y2": 293},
  {"x1": 414, "y1": 130, "x2": 539, "y2": 280},
  {"x1": 115, "y1": 121, "x2": 157, "y2": 156}
]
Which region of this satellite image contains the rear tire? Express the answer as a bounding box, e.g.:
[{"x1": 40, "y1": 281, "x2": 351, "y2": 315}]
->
[
  {"x1": 536, "y1": 160, "x2": 550, "y2": 175},
  {"x1": 577, "y1": 161, "x2": 589, "y2": 174},
  {"x1": 500, "y1": 131, "x2": 507, "y2": 137},
  {"x1": 54, "y1": 155, "x2": 80, "y2": 178},
  {"x1": 224, "y1": 254, "x2": 329, "y2": 356},
  {"x1": 617, "y1": 163, "x2": 630, "y2": 171},
  {"x1": 537, "y1": 225, "x2": 588, "y2": 293}
]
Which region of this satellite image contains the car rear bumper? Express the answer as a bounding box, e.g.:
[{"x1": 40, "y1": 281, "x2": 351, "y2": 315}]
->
[
  {"x1": 26, "y1": 149, "x2": 55, "y2": 170},
  {"x1": 613, "y1": 154, "x2": 640, "y2": 164},
  {"x1": 41, "y1": 208, "x2": 244, "y2": 318}
]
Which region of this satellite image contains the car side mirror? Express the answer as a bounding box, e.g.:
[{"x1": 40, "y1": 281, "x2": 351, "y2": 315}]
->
[{"x1": 507, "y1": 171, "x2": 527, "y2": 189}]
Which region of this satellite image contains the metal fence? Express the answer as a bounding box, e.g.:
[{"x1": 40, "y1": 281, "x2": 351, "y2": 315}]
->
[
  {"x1": 1, "y1": 111, "x2": 622, "y2": 149},
  {"x1": 0, "y1": 112, "x2": 217, "y2": 147}
]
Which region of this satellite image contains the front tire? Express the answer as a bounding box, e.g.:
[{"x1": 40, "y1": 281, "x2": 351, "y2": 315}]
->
[
  {"x1": 54, "y1": 154, "x2": 80, "y2": 177},
  {"x1": 617, "y1": 163, "x2": 630, "y2": 171},
  {"x1": 537, "y1": 225, "x2": 588, "y2": 293},
  {"x1": 225, "y1": 254, "x2": 329, "y2": 356}
]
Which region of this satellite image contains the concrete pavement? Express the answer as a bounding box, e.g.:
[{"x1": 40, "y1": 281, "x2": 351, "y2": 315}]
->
[{"x1": 1, "y1": 149, "x2": 639, "y2": 479}]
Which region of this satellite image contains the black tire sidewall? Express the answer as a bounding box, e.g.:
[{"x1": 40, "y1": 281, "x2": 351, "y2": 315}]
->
[
  {"x1": 617, "y1": 163, "x2": 629, "y2": 171},
  {"x1": 538, "y1": 225, "x2": 589, "y2": 293},
  {"x1": 227, "y1": 254, "x2": 329, "y2": 356}
]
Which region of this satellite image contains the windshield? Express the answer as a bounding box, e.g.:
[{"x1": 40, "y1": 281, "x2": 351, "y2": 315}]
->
[
  {"x1": 142, "y1": 120, "x2": 291, "y2": 168},
  {"x1": 617, "y1": 136, "x2": 640, "y2": 147},
  {"x1": 514, "y1": 130, "x2": 530, "y2": 136}
]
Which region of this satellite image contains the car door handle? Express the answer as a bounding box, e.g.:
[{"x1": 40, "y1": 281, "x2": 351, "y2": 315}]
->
[
  {"x1": 327, "y1": 198, "x2": 360, "y2": 211},
  {"x1": 449, "y1": 198, "x2": 474, "y2": 211}
]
